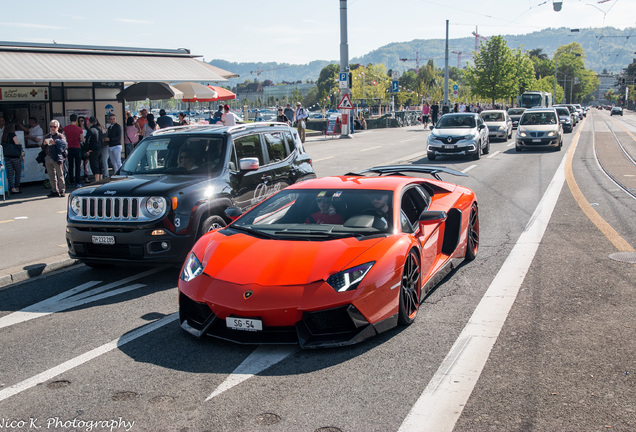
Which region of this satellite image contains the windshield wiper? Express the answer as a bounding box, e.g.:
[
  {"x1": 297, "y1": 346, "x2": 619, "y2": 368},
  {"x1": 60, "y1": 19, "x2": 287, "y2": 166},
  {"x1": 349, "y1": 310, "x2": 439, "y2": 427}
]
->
[
  {"x1": 273, "y1": 231, "x2": 360, "y2": 240},
  {"x1": 230, "y1": 225, "x2": 280, "y2": 240}
]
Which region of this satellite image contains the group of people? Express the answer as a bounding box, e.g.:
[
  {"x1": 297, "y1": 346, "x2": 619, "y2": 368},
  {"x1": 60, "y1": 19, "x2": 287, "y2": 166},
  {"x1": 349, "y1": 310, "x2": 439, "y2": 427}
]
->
[
  {"x1": 209, "y1": 104, "x2": 240, "y2": 127},
  {"x1": 274, "y1": 102, "x2": 309, "y2": 142}
]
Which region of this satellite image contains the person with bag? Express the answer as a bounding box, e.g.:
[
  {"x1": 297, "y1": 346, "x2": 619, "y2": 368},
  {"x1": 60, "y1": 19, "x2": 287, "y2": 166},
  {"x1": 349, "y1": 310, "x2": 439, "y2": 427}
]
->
[
  {"x1": 43, "y1": 120, "x2": 67, "y2": 197},
  {"x1": 1, "y1": 123, "x2": 24, "y2": 194},
  {"x1": 294, "y1": 102, "x2": 308, "y2": 143}
]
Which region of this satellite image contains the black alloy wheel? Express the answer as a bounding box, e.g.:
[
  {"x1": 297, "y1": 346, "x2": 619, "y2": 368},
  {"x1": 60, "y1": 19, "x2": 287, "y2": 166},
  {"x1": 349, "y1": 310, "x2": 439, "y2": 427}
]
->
[
  {"x1": 398, "y1": 249, "x2": 422, "y2": 325},
  {"x1": 465, "y1": 202, "x2": 479, "y2": 261}
]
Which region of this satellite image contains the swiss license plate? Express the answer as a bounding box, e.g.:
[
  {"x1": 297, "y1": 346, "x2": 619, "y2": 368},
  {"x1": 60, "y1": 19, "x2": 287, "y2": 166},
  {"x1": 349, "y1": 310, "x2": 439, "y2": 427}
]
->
[
  {"x1": 226, "y1": 317, "x2": 262, "y2": 332},
  {"x1": 532, "y1": 139, "x2": 542, "y2": 143},
  {"x1": 92, "y1": 235, "x2": 115, "y2": 245},
  {"x1": 443, "y1": 144, "x2": 456, "y2": 149}
]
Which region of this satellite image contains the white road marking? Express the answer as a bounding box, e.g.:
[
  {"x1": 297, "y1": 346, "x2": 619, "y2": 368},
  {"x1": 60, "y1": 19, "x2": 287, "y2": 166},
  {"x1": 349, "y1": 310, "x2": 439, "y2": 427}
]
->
[
  {"x1": 507, "y1": 141, "x2": 515, "y2": 147},
  {"x1": 0, "y1": 267, "x2": 162, "y2": 330},
  {"x1": 0, "y1": 313, "x2": 178, "y2": 403},
  {"x1": 399, "y1": 152, "x2": 568, "y2": 432},
  {"x1": 313, "y1": 156, "x2": 335, "y2": 162},
  {"x1": 360, "y1": 146, "x2": 382, "y2": 152},
  {"x1": 461, "y1": 165, "x2": 477, "y2": 174},
  {"x1": 205, "y1": 345, "x2": 297, "y2": 401},
  {"x1": 400, "y1": 138, "x2": 417, "y2": 143},
  {"x1": 14, "y1": 216, "x2": 28, "y2": 220},
  {"x1": 487, "y1": 151, "x2": 501, "y2": 158}
]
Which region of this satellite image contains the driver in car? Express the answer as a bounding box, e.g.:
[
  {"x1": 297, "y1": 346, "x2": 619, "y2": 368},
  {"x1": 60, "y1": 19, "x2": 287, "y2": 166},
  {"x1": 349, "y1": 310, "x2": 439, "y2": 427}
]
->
[{"x1": 177, "y1": 149, "x2": 199, "y2": 171}]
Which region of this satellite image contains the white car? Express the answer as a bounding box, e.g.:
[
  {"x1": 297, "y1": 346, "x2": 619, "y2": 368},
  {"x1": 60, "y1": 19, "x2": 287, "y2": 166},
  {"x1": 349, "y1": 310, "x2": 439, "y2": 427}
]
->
[
  {"x1": 427, "y1": 113, "x2": 490, "y2": 161},
  {"x1": 480, "y1": 110, "x2": 513, "y2": 141}
]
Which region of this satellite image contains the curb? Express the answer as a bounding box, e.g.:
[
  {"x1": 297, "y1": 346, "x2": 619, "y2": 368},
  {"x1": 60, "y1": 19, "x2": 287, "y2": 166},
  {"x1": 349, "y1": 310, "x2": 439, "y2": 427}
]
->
[{"x1": 0, "y1": 254, "x2": 78, "y2": 289}]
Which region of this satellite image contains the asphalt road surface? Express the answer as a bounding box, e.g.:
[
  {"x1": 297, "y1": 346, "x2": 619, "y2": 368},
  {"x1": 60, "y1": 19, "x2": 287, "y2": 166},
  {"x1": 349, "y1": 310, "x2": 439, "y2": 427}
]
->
[{"x1": 0, "y1": 109, "x2": 634, "y2": 431}]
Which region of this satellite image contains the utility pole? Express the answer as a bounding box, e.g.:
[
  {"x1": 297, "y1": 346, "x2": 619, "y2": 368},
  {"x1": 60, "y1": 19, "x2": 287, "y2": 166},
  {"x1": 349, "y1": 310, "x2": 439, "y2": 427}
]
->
[
  {"x1": 554, "y1": 58, "x2": 558, "y2": 102},
  {"x1": 444, "y1": 20, "x2": 449, "y2": 111},
  {"x1": 339, "y1": 0, "x2": 351, "y2": 138}
]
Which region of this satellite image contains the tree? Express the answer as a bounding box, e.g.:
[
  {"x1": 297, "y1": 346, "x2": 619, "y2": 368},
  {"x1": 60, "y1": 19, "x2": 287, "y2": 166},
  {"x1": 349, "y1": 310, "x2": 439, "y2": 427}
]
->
[
  {"x1": 513, "y1": 47, "x2": 536, "y2": 96},
  {"x1": 316, "y1": 64, "x2": 340, "y2": 99},
  {"x1": 553, "y1": 42, "x2": 599, "y2": 103},
  {"x1": 465, "y1": 35, "x2": 517, "y2": 105},
  {"x1": 528, "y1": 48, "x2": 553, "y2": 80}
]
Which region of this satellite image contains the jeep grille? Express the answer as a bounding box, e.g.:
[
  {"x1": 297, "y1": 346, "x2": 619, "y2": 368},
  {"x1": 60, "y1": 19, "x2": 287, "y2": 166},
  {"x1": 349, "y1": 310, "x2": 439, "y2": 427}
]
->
[{"x1": 75, "y1": 197, "x2": 141, "y2": 221}]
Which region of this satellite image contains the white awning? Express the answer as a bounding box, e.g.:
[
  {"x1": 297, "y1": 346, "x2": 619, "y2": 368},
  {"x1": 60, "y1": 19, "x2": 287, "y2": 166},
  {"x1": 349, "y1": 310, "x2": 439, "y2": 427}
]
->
[{"x1": 0, "y1": 49, "x2": 236, "y2": 83}]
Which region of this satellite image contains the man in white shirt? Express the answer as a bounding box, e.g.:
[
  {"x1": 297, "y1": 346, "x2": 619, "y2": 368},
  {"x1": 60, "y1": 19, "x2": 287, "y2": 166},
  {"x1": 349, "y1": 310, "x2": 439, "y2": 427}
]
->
[
  {"x1": 221, "y1": 104, "x2": 237, "y2": 126},
  {"x1": 23, "y1": 117, "x2": 43, "y2": 148}
]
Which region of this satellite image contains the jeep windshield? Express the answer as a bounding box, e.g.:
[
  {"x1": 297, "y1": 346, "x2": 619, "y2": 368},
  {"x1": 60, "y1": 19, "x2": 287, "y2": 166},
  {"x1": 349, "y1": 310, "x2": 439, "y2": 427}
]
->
[
  {"x1": 436, "y1": 115, "x2": 476, "y2": 128},
  {"x1": 120, "y1": 135, "x2": 226, "y2": 175},
  {"x1": 230, "y1": 189, "x2": 394, "y2": 240}
]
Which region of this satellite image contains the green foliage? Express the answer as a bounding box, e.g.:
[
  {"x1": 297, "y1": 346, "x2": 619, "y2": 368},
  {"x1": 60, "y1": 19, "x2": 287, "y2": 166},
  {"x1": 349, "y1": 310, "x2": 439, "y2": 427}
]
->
[
  {"x1": 465, "y1": 35, "x2": 517, "y2": 104},
  {"x1": 554, "y1": 42, "x2": 598, "y2": 103},
  {"x1": 514, "y1": 47, "x2": 536, "y2": 95},
  {"x1": 316, "y1": 64, "x2": 340, "y2": 98}
]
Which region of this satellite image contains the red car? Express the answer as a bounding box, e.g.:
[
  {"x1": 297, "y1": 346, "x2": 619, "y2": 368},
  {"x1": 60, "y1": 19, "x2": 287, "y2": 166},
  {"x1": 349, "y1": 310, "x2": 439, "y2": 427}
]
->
[{"x1": 178, "y1": 165, "x2": 479, "y2": 348}]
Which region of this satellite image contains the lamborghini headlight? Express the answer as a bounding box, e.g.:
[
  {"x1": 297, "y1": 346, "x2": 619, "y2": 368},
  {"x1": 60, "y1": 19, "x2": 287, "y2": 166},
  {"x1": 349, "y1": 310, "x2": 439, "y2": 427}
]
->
[
  {"x1": 181, "y1": 252, "x2": 203, "y2": 282},
  {"x1": 326, "y1": 262, "x2": 374, "y2": 292}
]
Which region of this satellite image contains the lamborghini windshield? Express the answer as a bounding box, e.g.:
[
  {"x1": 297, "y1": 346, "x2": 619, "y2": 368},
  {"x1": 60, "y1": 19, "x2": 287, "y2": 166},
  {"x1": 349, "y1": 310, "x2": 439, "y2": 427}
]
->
[{"x1": 231, "y1": 189, "x2": 395, "y2": 239}]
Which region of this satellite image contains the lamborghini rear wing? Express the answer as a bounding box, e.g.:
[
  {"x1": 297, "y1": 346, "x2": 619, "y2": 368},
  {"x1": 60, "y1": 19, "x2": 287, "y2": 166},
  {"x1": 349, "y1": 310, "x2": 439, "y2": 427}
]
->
[{"x1": 346, "y1": 165, "x2": 467, "y2": 181}]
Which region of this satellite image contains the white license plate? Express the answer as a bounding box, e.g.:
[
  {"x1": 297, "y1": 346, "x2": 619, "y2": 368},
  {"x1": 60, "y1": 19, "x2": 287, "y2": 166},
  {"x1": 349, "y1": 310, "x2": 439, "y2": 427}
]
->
[
  {"x1": 443, "y1": 144, "x2": 456, "y2": 149},
  {"x1": 226, "y1": 317, "x2": 262, "y2": 332},
  {"x1": 532, "y1": 139, "x2": 542, "y2": 143},
  {"x1": 92, "y1": 235, "x2": 115, "y2": 245}
]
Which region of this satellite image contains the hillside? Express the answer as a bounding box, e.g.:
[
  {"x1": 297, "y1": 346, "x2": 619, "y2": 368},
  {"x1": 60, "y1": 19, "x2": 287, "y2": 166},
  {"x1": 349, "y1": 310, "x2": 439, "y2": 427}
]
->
[{"x1": 210, "y1": 27, "x2": 635, "y2": 87}]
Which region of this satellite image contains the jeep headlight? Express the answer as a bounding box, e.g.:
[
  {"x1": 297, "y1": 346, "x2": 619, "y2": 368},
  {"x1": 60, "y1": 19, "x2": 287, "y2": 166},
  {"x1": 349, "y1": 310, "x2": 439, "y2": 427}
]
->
[
  {"x1": 326, "y1": 262, "x2": 374, "y2": 292},
  {"x1": 70, "y1": 196, "x2": 82, "y2": 214},
  {"x1": 146, "y1": 196, "x2": 166, "y2": 216}
]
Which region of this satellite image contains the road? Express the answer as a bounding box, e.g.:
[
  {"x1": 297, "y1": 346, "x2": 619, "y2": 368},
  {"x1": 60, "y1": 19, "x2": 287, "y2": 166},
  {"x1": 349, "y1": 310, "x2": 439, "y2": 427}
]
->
[{"x1": 0, "y1": 109, "x2": 634, "y2": 431}]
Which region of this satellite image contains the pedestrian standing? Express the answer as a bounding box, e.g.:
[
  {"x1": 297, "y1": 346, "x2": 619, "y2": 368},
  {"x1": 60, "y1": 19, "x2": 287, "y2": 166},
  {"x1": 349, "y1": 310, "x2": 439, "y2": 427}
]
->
[
  {"x1": 421, "y1": 101, "x2": 430, "y2": 129},
  {"x1": 144, "y1": 113, "x2": 159, "y2": 137},
  {"x1": 284, "y1": 103, "x2": 295, "y2": 125},
  {"x1": 124, "y1": 117, "x2": 140, "y2": 158},
  {"x1": 63, "y1": 114, "x2": 84, "y2": 187},
  {"x1": 43, "y1": 120, "x2": 67, "y2": 197},
  {"x1": 294, "y1": 102, "x2": 308, "y2": 143},
  {"x1": 221, "y1": 104, "x2": 237, "y2": 126},
  {"x1": 103, "y1": 114, "x2": 123, "y2": 174},
  {"x1": 2, "y1": 123, "x2": 24, "y2": 194},
  {"x1": 276, "y1": 107, "x2": 290, "y2": 125},
  {"x1": 85, "y1": 116, "x2": 103, "y2": 182},
  {"x1": 431, "y1": 101, "x2": 440, "y2": 125}
]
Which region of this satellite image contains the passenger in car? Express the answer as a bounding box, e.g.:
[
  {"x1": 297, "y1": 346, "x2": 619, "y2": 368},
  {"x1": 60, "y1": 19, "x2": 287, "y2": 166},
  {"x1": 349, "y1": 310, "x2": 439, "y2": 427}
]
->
[{"x1": 305, "y1": 195, "x2": 344, "y2": 225}]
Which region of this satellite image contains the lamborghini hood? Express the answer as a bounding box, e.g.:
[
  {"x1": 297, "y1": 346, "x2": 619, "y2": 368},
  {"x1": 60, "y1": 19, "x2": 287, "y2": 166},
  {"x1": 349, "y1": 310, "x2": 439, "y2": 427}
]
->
[{"x1": 199, "y1": 231, "x2": 387, "y2": 286}]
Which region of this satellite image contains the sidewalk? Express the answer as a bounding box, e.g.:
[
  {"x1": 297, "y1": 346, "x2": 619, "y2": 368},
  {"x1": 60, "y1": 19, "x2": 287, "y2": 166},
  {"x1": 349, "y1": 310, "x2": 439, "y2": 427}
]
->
[{"x1": 1, "y1": 181, "x2": 78, "y2": 288}]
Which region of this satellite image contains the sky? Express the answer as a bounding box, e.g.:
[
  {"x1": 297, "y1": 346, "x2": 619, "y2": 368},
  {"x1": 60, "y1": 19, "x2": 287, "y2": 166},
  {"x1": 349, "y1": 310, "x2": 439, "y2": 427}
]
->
[{"x1": 1, "y1": 0, "x2": 634, "y2": 64}]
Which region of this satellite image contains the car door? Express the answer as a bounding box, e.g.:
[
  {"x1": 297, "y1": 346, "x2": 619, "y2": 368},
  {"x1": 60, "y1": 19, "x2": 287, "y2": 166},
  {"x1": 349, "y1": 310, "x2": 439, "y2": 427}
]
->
[
  {"x1": 263, "y1": 131, "x2": 293, "y2": 196},
  {"x1": 228, "y1": 133, "x2": 276, "y2": 211}
]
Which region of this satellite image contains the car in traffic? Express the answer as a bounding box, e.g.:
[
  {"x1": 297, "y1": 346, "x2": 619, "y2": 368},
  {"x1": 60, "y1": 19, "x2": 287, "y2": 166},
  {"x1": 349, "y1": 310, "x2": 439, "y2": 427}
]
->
[
  {"x1": 555, "y1": 106, "x2": 573, "y2": 133},
  {"x1": 178, "y1": 165, "x2": 479, "y2": 348},
  {"x1": 573, "y1": 103, "x2": 586, "y2": 118},
  {"x1": 555, "y1": 104, "x2": 579, "y2": 126},
  {"x1": 515, "y1": 108, "x2": 563, "y2": 152},
  {"x1": 427, "y1": 113, "x2": 489, "y2": 161},
  {"x1": 507, "y1": 107, "x2": 526, "y2": 129},
  {"x1": 480, "y1": 109, "x2": 513, "y2": 141},
  {"x1": 66, "y1": 122, "x2": 316, "y2": 267},
  {"x1": 610, "y1": 106, "x2": 623, "y2": 116}
]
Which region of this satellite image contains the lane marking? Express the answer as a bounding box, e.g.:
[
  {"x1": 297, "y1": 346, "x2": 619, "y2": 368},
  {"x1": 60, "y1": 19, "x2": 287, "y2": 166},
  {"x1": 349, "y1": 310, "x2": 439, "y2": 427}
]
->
[
  {"x1": 486, "y1": 151, "x2": 501, "y2": 159},
  {"x1": 205, "y1": 345, "x2": 297, "y2": 401},
  {"x1": 0, "y1": 313, "x2": 178, "y2": 403},
  {"x1": 15, "y1": 217, "x2": 28, "y2": 220},
  {"x1": 399, "y1": 135, "x2": 570, "y2": 432},
  {"x1": 360, "y1": 146, "x2": 382, "y2": 152},
  {"x1": 56, "y1": 211, "x2": 66, "y2": 214},
  {"x1": 461, "y1": 165, "x2": 477, "y2": 174},
  {"x1": 506, "y1": 141, "x2": 514, "y2": 147},
  {"x1": 400, "y1": 138, "x2": 417, "y2": 143},
  {"x1": 0, "y1": 220, "x2": 15, "y2": 224},
  {"x1": 312, "y1": 156, "x2": 335, "y2": 162},
  {"x1": 0, "y1": 267, "x2": 163, "y2": 330}
]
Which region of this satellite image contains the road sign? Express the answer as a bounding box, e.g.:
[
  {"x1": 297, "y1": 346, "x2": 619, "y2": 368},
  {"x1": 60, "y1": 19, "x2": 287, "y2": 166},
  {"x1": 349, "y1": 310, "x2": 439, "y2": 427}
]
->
[
  {"x1": 337, "y1": 93, "x2": 353, "y2": 109},
  {"x1": 453, "y1": 84, "x2": 459, "y2": 91},
  {"x1": 392, "y1": 81, "x2": 399, "y2": 92},
  {"x1": 339, "y1": 72, "x2": 348, "y2": 89},
  {"x1": 392, "y1": 71, "x2": 399, "y2": 80}
]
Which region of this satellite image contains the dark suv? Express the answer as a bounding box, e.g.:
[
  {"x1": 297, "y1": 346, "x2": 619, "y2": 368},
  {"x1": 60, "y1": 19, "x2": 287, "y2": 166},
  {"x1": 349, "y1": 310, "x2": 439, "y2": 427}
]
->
[{"x1": 66, "y1": 122, "x2": 316, "y2": 267}]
